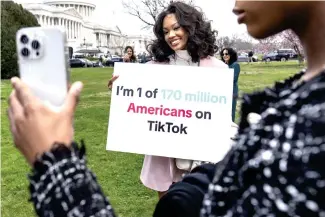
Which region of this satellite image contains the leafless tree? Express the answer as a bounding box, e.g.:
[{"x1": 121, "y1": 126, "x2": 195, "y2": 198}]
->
[
  {"x1": 111, "y1": 35, "x2": 128, "y2": 56},
  {"x1": 215, "y1": 35, "x2": 237, "y2": 51},
  {"x1": 256, "y1": 35, "x2": 279, "y2": 54},
  {"x1": 256, "y1": 30, "x2": 304, "y2": 64},
  {"x1": 277, "y1": 30, "x2": 304, "y2": 64},
  {"x1": 122, "y1": 0, "x2": 195, "y2": 29}
]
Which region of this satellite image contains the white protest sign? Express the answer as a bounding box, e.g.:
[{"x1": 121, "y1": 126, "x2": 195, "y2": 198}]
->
[{"x1": 106, "y1": 62, "x2": 234, "y2": 163}]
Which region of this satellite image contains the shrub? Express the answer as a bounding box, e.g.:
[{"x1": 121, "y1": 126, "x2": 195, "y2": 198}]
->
[{"x1": 1, "y1": 1, "x2": 39, "y2": 79}]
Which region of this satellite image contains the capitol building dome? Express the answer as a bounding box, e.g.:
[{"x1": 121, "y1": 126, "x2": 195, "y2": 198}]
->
[
  {"x1": 43, "y1": 0, "x2": 96, "y2": 18},
  {"x1": 20, "y1": 0, "x2": 153, "y2": 55}
]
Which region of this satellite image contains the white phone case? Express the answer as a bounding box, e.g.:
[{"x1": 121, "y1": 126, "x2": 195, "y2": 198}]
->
[{"x1": 16, "y1": 27, "x2": 70, "y2": 107}]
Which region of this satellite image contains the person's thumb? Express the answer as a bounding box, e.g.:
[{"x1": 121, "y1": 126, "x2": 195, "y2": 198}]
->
[{"x1": 63, "y1": 81, "x2": 83, "y2": 115}]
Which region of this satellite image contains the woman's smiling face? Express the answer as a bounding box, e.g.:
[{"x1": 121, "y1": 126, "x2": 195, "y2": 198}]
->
[
  {"x1": 163, "y1": 13, "x2": 189, "y2": 51},
  {"x1": 222, "y1": 49, "x2": 230, "y2": 62}
]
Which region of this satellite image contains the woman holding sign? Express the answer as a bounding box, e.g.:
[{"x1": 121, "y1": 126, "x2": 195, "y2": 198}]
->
[
  {"x1": 108, "y1": 1, "x2": 229, "y2": 199},
  {"x1": 138, "y1": 2, "x2": 230, "y2": 198}
]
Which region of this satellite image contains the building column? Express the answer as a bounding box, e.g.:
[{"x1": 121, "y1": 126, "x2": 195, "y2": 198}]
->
[
  {"x1": 69, "y1": 20, "x2": 72, "y2": 39},
  {"x1": 67, "y1": 20, "x2": 70, "y2": 39},
  {"x1": 65, "y1": 20, "x2": 67, "y2": 38},
  {"x1": 72, "y1": 21, "x2": 74, "y2": 39},
  {"x1": 70, "y1": 20, "x2": 72, "y2": 39},
  {"x1": 77, "y1": 23, "x2": 79, "y2": 39},
  {"x1": 79, "y1": 23, "x2": 81, "y2": 39},
  {"x1": 73, "y1": 22, "x2": 76, "y2": 39},
  {"x1": 62, "y1": 19, "x2": 65, "y2": 34},
  {"x1": 64, "y1": 19, "x2": 67, "y2": 38},
  {"x1": 79, "y1": 23, "x2": 82, "y2": 42},
  {"x1": 66, "y1": 20, "x2": 69, "y2": 38},
  {"x1": 75, "y1": 22, "x2": 78, "y2": 39}
]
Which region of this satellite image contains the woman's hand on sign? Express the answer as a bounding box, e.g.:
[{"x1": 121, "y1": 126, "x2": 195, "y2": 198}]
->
[
  {"x1": 107, "y1": 75, "x2": 119, "y2": 90},
  {"x1": 7, "y1": 77, "x2": 83, "y2": 166}
]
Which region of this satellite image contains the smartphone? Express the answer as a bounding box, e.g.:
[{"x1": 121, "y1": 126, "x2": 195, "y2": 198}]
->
[{"x1": 16, "y1": 27, "x2": 70, "y2": 107}]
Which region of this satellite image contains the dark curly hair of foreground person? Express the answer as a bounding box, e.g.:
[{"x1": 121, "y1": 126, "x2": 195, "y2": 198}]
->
[{"x1": 148, "y1": 2, "x2": 218, "y2": 63}]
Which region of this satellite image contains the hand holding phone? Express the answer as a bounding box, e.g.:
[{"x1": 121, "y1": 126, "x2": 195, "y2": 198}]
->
[
  {"x1": 8, "y1": 77, "x2": 83, "y2": 166},
  {"x1": 16, "y1": 27, "x2": 70, "y2": 108}
]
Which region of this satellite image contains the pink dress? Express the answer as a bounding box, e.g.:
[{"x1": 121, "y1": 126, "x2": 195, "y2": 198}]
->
[{"x1": 140, "y1": 51, "x2": 228, "y2": 191}]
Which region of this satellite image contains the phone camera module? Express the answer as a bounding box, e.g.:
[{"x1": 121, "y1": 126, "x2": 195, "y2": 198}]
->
[
  {"x1": 20, "y1": 35, "x2": 29, "y2": 44},
  {"x1": 31, "y1": 40, "x2": 40, "y2": 50},
  {"x1": 21, "y1": 48, "x2": 30, "y2": 57}
]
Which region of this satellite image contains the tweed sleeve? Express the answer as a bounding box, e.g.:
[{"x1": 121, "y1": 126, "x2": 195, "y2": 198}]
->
[{"x1": 28, "y1": 141, "x2": 117, "y2": 217}]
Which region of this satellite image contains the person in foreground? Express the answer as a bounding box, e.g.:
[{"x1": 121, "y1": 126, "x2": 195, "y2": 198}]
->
[
  {"x1": 7, "y1": 1, "x2": 325, "y2": 217},
  {"x1": 156, "y1": 1, "x2": 325, "y2": 216},
  {"x1": 220, "y1": 47, "x2": 240, "y2": 122}
]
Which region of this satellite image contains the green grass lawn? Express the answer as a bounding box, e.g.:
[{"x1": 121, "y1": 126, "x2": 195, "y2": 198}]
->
[{"x1": 1, "y1": 61, "x2": 304, "y2": 217}]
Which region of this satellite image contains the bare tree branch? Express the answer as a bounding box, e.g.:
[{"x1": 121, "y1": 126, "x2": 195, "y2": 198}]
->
[
  {"x1": 122, "y1": 0, "x2": 195, "y2": 29},
  {"x1": 122, "y1": 0, "x2": 155, "y2": 27},
  {"x1": 277, "y1": 30, "x2": 304, "y2": 63},
  {"x1": 111, "y1": 35, "x2": 128, "y2": 55}
]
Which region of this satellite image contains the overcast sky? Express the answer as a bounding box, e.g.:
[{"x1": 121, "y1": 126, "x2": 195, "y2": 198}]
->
[{"x1": 14, "y1": 0, "x2": 249, "y2": 37}]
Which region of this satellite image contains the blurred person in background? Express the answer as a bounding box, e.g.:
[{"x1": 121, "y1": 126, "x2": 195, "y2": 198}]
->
[{"x1": 220, "y1": 47, "x2": 240, "y2": 122}]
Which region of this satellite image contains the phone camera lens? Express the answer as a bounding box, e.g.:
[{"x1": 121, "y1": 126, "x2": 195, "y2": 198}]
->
[
  {"x1": 21, "y1": 48, "x2": 30, "y2": 57},
  {"x1": 20, "y1": 35, "x2": 29, "y2": 44},
  {"x1": 31, "y1": 40, "x2": 40, "y2": 50}
]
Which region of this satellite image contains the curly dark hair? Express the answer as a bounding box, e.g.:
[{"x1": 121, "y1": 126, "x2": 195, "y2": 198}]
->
[
  {"x1": 124, "y1": 46, "x2": 137, "y2": 62},
  {"x1": 220, "y1": 47, "x2": 238, "y2": 65},
  {"x1": 147, "y1": 1, "x2": 218, "y2": 63}
]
